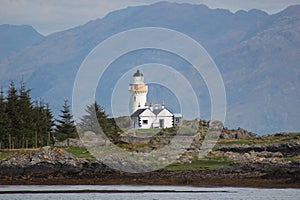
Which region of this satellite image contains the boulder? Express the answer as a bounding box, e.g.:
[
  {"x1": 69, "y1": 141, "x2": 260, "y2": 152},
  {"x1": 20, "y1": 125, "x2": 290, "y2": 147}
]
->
[
  {"x1": 221, "y1": 127, "x2": 257, "y2": 139},
  {"x1": 0, "y1": 146, "x2": 85, "y2": 176}
]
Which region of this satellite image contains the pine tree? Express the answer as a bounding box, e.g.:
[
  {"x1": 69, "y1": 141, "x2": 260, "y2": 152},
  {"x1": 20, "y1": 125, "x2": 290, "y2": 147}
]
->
[
  {"x1": 18, "y1": 80, "x2": 35, "y2": 148},
  {"x1": 44, "y1": 103, "x2": 55, "y2": 146},
  {"x1": 55, "y1": 100, "x2": 77, "y2": 143},
  {"x1": 6, "y1": 81, "x2": 21, "y2": 149},
  {"x1": 79, "y1": 102, "x2": 122, "y2": 144},
  {"x1": 33, "y1": 100, "x2": 55, "y2": 147},
  {"x1": 79, "y1": 102, "x2": 102, "y2": 133},
  {"x1": 0, "y1": 88, "x2": 9, "y2": 149}
]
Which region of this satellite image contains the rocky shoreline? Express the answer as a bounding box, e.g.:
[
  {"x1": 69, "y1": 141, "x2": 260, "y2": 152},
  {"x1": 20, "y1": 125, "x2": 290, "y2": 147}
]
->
[{"x1": 0, "y1": 146, "x2": 300, "y2": 188}]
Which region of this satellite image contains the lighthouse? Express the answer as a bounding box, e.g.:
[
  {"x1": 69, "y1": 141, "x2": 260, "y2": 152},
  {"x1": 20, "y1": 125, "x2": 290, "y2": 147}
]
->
[
  {"x1": 129, "y1": 70, "x2": 182, "y2": 129},
  {"x1": 129, "y1": 70, "x2": 148, "y2": 114}
]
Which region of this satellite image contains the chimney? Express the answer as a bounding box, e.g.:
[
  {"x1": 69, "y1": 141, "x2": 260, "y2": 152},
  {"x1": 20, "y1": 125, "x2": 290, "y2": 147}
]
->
[
  {"x1": 150, "y1": 102, "x2": 153, "y2": 111},
  {"x1": 154, "y1": 103, "x2": 159, "y2": 110},
  {"x1": 162, "y1": 100, "x2": 165, "y2": 109}
]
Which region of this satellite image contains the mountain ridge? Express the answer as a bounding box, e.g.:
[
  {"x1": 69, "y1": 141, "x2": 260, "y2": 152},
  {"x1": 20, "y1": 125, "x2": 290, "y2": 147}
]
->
[
  {"x1": 0, "y1": 24, "x2": 44, "y2": 60},
  {"x1": 0, "y1": 2, "x2": 299, "y2": 134}
]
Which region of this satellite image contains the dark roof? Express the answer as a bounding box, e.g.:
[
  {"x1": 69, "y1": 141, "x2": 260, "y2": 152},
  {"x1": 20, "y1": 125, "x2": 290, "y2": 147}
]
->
[
  {"x1": 153, "y1": 108, "x2": 173, "y2": 116},
  {"x1": 131, "y1": 108, "x2": 147, "y2": 117},
  {"x1": 153, "y1": 108, "x2": 163, "y2": 115},
  {"x1": 133, "y1": 70, "x2": 143, "y2": 77},
  {"x1": 131, "y1": 107, "x2": 174, "y2": 117}
]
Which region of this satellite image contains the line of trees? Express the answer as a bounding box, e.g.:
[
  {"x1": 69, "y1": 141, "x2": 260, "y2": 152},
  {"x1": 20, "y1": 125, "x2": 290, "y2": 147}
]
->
[
  {"x1": 0, "y1": 80, "x2": 121, "y2": 149},
  {"x1": 0, "y1": 81, "x2": 54, "y2": 149}
]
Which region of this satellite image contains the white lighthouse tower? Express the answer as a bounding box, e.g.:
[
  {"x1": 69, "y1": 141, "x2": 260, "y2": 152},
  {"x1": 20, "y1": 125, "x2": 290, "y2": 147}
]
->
[{"x1": 129, "y1": 70, "x2": 148, "y2": 114}]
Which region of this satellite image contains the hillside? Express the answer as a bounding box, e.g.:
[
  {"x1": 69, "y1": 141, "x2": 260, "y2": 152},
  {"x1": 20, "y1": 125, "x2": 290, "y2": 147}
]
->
[
  {"x1": 0, "y1": 2, "x2": 299, "y2": 134},
  {"x1": 0, "y1": 24, "x2": 44, "y2": 60},
  {"x1": 215, "y1": 5, "x2": 300, "y2": 132}
]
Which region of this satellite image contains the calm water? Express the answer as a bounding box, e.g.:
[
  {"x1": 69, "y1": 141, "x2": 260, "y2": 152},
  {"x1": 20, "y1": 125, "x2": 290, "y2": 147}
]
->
[{"x1": 0, "y1": 185, "x2": 299, "y2": 200}]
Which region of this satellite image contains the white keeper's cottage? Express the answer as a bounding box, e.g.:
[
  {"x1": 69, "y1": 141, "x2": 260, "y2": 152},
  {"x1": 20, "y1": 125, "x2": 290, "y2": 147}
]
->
[{"x1": 129, "y1": 70, "x2": 182, "y2": 129}]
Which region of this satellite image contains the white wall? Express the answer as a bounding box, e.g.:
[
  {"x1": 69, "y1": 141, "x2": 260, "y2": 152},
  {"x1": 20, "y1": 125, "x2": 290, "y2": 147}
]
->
[
  {"x1": 131, "y1": 108, "x2": 175, "y2": 129},
  {"x1": 155, "y1": 109, "x2": 174, "y2": 128},
  {"x1": 130, "y1": 92, "x2": 147, "y2": 114}
]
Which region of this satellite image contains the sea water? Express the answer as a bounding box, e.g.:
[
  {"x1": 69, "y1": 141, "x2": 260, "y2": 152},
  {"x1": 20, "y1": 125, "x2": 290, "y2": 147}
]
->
[{"x1": 0, "y1": 185, "x2": 299, "y2": 200}]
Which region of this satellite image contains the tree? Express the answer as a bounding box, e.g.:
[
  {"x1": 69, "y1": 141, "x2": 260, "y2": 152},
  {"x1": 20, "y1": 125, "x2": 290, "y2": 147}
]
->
[
  {"x1": 43, "y1": 103, "x2": 55, "y2": 146},
  {"x1": 0, "y1": 88, "x2": 9, "y2": 149},
  {"x1": 79, "y1": 102, "x2": 103, "y2": 133},
  {"x1": 55, "y1": 100, "x2": 77, "y2": 143},
  {"x1": 33, "y1": 100, "x2": 55, "y2": 147},
  {"x1": 0, "y1": 80, "x2": 54, "y2": 149},
  {"x1": 79, "y1": 102, "x2": 122, "y2": 144},
  {"x1": 18, "y1": 80, "x2": 35, "y2": 148},
  {"x1": 6, "y1": 81, "x2": 21, "y2": 149}
]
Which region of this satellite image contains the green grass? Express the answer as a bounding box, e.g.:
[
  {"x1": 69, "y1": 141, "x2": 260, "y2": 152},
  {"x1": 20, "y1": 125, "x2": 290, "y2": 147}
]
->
[
  {"x1": 0, "y1": 149, "x2": 37, "y2": 160},
  {"x1": 177, "y1": 126, "x2": 198, "y2": 136},
  {"x1": 0, "y1": 151, "x2": 14, "y2": 160},
  {"x1": 166, "y1": 156, "x2": 231, "y2": 171},
  {"x1": 283, "y1": 156, "x2": 300, "y2": 162},
  {"x1": 216, "y1": 133, "x2": 300, "y2": 146},
  {"x1": 120, "y1": 142, "x2": 152, "y2": 150},
  {"x1": 0, "y1": 147, "x2": 95, "y2": 161},
  {"x1": 215, "y1": 138, "x2": 260, "y2": 147},
  {"x1": 63, "y1": 147, "x2": 95, "y2": 161},
  {"x1": 134, "y1": 128, "x2": 162, "y2": 135}
]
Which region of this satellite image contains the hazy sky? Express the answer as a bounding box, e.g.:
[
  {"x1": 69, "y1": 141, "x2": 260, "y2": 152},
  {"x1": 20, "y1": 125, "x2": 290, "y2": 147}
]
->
[{"x1": 0, "y1": 0, "x2": 299, "y2": 35}]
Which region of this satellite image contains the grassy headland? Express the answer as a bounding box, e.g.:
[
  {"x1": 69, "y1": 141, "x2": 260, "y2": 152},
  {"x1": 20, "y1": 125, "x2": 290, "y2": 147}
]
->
[{"x1": 0, "y1": 121, "x2": 299, "y2": 188}]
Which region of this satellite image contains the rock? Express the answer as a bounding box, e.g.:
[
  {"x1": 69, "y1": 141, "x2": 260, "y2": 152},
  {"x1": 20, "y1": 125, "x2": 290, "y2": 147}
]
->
[
  {"x1": 236, "y1": 161, "x2": 300, "y2": 180},
  {"x1": 217, "y1": 142, "x2": 300, "y2": 157},
  {"x1": 209, "y1": 120, "x2": 224, "y2": 131},
  {"x1": 221, "y1": 127, "x2": 257, "y2": 139},
  {"x1": 206, "y1": 120, "x2": 224, "y2": 139},
  {"x1": 274, "y1": 152, "x2": 283, "y2": 158},
  {"x1": 0, "y1": 146, "x2": 86, "y2": 176},
  {"x1": 54, "y1": 138, "x2": 84, "y2": 147},
  {"x1": 243, "y1": 153, "x2": 251, "y2": 160}
]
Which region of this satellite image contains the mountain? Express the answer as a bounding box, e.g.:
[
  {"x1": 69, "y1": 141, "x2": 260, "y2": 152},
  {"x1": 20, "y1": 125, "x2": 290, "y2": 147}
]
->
[
  {"x1": 0, "y1": 2, "x2": 299, "y2": 134},
  {"x1": 0, "y1": 24, "x2": 44, "y2": 60},
  {"x1": 215, "y1": 5, "x2": 300, "y2": 133}
]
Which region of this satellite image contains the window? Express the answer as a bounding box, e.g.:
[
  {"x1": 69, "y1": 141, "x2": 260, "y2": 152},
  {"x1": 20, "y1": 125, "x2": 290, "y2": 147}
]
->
[
  {"x1": 134, "y1": 96, "x2": 136, "y2": 102},
  {"x1": 143, "y1": 120, "x2": 148, "y2": 125}
]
